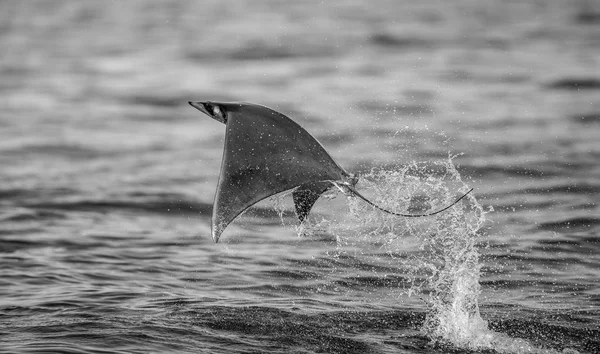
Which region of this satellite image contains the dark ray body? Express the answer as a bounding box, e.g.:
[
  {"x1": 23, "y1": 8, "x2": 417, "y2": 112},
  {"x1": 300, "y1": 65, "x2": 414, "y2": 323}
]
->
[
  {"x1": 189, "y1": 101, "x2": 471, "y2": 242},
  {"x1": 189, "y1": 101, "x2": 356, "y2": 242}
]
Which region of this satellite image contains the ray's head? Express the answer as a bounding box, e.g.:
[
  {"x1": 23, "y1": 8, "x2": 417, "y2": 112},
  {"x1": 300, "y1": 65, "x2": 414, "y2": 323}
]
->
[{"x1": 188, "y1": 101, "x2": 229, "y2": 124}]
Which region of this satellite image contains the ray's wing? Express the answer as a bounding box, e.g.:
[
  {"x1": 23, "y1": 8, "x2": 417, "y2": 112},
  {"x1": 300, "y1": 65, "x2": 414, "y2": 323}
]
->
[{"x1": 212, "y1": 104, "x2": 348, "y2": 242}]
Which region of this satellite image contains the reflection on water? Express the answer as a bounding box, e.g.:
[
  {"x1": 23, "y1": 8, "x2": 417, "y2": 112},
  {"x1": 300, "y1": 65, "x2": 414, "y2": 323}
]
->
[{"x1": 1, "y1": 0, "x2": 599, "y2": 353}]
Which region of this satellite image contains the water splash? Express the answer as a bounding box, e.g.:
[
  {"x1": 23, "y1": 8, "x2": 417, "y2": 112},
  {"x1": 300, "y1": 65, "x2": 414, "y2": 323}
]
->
[
  {"x1": 322, "y1": 157, "x2": 574, "y2": 354},
  {"x1": 330, "y1": 158, "x2": 486, "y2": 341}
]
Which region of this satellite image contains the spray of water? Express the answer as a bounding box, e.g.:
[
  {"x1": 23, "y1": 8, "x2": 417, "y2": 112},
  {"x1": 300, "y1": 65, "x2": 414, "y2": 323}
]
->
[
  {"x1": 306, "y1": 157, "x2": 573, "y2": 354},
  {"x1": 327, "y1": 157, "x2": 490, "y2": 346}
]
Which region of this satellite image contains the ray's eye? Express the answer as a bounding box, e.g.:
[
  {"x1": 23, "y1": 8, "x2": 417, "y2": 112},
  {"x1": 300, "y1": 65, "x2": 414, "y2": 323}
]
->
[
  {"x1": 203, "y1": 103, "x2": 227, "y2": 123},
  {"x1": 202, "y1": 103, "x2": 222, "y2": 117}
]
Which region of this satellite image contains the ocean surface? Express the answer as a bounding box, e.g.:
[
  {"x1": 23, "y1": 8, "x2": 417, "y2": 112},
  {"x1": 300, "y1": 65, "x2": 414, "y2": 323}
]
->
[{"x1": 1, "y1": 1, "x2": 599, "y2": 353}]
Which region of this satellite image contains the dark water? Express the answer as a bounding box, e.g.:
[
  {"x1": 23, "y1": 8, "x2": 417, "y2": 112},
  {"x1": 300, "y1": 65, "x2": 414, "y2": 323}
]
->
[{"x1": 1, "y1": 1, "x2": 599, "y2": 353}]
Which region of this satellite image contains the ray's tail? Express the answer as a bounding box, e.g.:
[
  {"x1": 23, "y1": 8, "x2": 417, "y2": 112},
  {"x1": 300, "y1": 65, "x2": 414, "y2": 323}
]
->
[{"x1": 333, "y1": 182, "x2": 473, "y2": 218}]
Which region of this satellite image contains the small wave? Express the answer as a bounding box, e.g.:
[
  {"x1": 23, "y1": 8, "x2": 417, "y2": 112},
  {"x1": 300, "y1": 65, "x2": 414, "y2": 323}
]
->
[
  {"x1": 0, "y1": 188, "x2": 38, "y2": 200},
  {"x1": 532, "y1": 237, "x2": 600, "y2": 259},
  {"x1": 459, "y1": 164, "x2": 559, "y2": 178},
  {"x1": 441, "y1": 69, "x2": 531, "y2": 84},
  {"x1": 24, "y1": 198, "x2": 212, "y2": 216},
  {"x1": 0, "y1": 208, "x2": 66, "y2": 222},
  {"x1": 187, "y1": 40, "x2": 339, "y2": 62},
  {"x1": 0, "y1": 239, "x2": 42, "y2": 253},
  {"x1": 333, "y1": 274, "x2": 408, "y2": 289},
  {"x1": 519, "y1": 183, "x2": 600, "y2": 195},
  {"x1": 546, "y1": 78, "x2": 600, "y2": 90},
  {"x1": 265, "y1": 269, "x2": 319, "y2": 281},
  {"x1": 358, "y1": 100, "x2": 435, "y2": 118},
  {"x1": 128, "y1": 94, "x2": 188, "y2": 108},
  {"x1": 570, "y1": 113, "x2": 600, "y2": 125},
  {"x1": 369, "y1": 32, "x2": 434, "y2": 49},
  {"x1": 575, "y1": 7, "x2": 600, "y2": 25},
  {"x1": 537, "y1": 217, "x2": 600, "y2": 232},
  {"x1": 3, "y1": 143, "x2": 112, "y2": 160},
  {"x1": 0, "y1": 238, "x2": 111, "y2": 254}
]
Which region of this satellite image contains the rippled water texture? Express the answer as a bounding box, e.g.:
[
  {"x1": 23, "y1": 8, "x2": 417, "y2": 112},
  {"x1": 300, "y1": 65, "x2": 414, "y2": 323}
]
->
[{"x1": 1, "y1": 1, "x2": 599, "y2": 353}]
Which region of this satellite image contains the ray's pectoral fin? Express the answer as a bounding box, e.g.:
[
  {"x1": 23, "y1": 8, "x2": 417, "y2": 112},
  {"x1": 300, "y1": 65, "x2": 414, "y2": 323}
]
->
[{"x1": 292, "y1": 181, "x2": 332, "y2": 223}]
